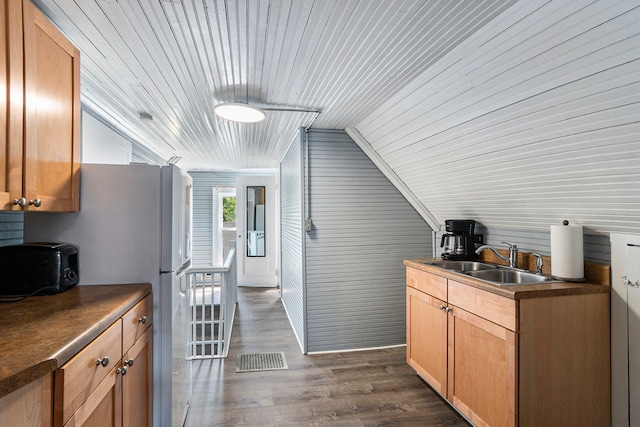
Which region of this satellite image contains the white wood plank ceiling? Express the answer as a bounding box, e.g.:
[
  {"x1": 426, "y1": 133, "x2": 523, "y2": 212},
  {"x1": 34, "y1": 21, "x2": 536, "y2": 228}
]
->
[
  {"x1": 31, "y1": 0, "x2": 517, "y2": 170},
  {"x1": 348, "y1": 0, "x2": 640, "y2": 234}
]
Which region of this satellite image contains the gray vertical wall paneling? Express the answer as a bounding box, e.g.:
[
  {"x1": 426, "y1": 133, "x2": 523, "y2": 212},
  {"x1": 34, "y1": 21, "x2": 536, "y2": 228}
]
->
[
  {"x1": 0, "y1": 212, "x2": 24, "y2": 246},
  {"x1": 279, "y1": 133, "x2": 306, "y2": 351},
  {"x1": 304, "y1": 129, "x2": 431, "y2": 352}
]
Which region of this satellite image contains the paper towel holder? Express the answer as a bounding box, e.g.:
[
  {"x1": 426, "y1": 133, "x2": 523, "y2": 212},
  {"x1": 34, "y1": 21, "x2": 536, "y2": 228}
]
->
[{"x1": 550, "y1": 219, "x2": 586, "y2": 282}]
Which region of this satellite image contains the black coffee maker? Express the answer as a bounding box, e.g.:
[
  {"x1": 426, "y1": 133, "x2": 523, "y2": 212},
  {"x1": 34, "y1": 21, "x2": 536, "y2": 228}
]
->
[{"x1": 440, "y1": 219, "x2": 476, "y2": 260}]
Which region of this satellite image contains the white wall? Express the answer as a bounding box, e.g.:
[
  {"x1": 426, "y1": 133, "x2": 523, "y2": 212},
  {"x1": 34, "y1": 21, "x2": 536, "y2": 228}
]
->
[{"x1": 81, "y1": 110, "x2": 132, "y2": 164}]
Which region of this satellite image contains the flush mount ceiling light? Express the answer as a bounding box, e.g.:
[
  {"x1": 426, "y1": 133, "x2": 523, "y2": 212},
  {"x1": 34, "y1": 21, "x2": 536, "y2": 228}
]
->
[{"x1": 213, "y1": 103, "x2": 266, "y2": 123}]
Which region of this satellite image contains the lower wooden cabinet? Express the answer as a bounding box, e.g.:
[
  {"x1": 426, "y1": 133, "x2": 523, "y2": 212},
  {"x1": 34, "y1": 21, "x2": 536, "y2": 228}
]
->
[
  {"x1": 55, "y1": 295, "x2": 153, "y2": 427},
  {"x1": 406, "y1": 286, "x2": 447, "y2": 394},
  {"x1": 406, "y1": 266, "x2": 610, "y2": 427},
  {"x1": 447, "y1": 305, "x2": 516, "y2": 427},
  {"x1": 0, "y1": 374, "x2": 52, "y2": 427},
  {"x1": 122, "y1": 327, "x2": 152, "y2": 427},
  {"x1": 65, "y1": 367, "x2": 120, "y2": 427}
]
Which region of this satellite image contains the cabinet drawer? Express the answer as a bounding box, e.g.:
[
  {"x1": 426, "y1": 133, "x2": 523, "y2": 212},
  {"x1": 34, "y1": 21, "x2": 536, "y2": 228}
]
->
[
  {"x1": 406, "y1": 267, "x2": 447, "y2": 300},
  {"x1": 448, "y1": 280, "x2": 516, "y2": 331},
  {"x1": 122, "y1": 294, "x2": 152, "y2": 353},
  {"x1": 54, "y1": 320, "x2": 122, "y2": 426}
]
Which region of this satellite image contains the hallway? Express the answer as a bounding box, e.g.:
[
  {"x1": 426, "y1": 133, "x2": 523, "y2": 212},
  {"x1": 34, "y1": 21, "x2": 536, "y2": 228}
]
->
[{"x1": 184, "y1": 287, "x2": 469, "y2": 426}]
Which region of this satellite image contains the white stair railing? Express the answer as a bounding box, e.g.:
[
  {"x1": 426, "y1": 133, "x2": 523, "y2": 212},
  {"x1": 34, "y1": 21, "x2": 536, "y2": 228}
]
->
[{"x1": 188, "y1": 241, "x2": 237, "y2": 358}]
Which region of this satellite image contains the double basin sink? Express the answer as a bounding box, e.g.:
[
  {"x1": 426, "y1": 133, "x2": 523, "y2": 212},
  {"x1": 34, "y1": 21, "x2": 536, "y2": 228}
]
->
[{"x1": 422, "y1": 260, "x2": 558, "y2": 286}]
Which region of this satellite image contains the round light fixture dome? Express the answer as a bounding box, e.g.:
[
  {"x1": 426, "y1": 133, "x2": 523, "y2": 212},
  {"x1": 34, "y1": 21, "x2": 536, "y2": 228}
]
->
[{"x1": 213, "y1": 103, "x2": 266, "y2": 123}]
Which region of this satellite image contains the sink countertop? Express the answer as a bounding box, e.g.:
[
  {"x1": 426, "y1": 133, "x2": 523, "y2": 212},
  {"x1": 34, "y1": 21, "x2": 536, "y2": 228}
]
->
[
  {"x1": 404, "y1": 258, "x2": 610, "y2": 300},
  {"x1": 0, "y1": 283, "x2": 151, "y2": 398}
]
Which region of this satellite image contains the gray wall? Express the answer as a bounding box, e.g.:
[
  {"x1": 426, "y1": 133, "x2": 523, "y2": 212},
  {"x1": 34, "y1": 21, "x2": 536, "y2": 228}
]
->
[
  {"x1": 279, "y1": 135, "x2": 305, "y2": 349},
  {"x1": 304, "y1": 129, "x2": 432, "y2": 353}
]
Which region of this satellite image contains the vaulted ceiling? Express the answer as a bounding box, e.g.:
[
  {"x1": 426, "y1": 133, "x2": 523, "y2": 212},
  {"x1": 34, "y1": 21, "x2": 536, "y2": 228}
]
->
[{"x1": 32, "y1": 0, "x2": 517, "y2": 170}]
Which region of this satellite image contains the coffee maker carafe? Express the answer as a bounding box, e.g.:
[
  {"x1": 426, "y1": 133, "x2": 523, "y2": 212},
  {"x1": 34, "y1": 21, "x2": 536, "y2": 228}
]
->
[{"x1": 441, "y1": 219, "x2": 476, "y2": 260}]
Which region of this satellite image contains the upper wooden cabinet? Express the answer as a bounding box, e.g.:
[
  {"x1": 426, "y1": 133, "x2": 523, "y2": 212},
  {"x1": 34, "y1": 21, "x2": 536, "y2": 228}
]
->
[{"x1": 1, "y1": 0, "x2": 80, "y2": 212}]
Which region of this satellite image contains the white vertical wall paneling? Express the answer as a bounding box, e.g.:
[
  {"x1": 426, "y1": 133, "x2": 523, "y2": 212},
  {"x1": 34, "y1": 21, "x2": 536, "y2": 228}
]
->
[
  {"x1": 279, "y1": 133, "x2": 306, "y2": 352},
  {"x1": 304, "y1": 130, "x2": 431, "y2": 353},
  {"x1": 354, "y1": 0, "x2": 640, "y2": 236},
  {"x1": 346, "y1": 128, "x2": 439, "y2": 231}
]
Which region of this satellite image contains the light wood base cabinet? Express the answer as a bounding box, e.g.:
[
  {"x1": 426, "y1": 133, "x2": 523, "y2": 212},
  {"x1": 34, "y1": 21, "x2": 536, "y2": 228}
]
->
[
  {"x1": 55, "y1": 295, "x2": 153, "y2": 427},
  {"x1": 0, "y1": 374, "x2": 52, "y2": 427},
  {"x1": 406, "y1": 266, "x2": 610, "y2": 427}
]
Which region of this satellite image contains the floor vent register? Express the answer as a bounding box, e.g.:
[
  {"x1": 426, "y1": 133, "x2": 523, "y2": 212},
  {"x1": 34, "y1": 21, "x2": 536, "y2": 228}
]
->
[{"x1": 236, "y1": 352, "x2": 288, "y2": 373}]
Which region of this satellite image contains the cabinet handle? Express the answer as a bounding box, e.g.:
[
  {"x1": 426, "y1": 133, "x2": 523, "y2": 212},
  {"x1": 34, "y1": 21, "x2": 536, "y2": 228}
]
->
[
  {"x1": 124, "y1": 358, "x2": 135, "y2": 367},
  {"x1": 28, "y1": 198, "x2": 41, "y2": 207},
  {"x1": 96, "y1": 356, "x2": 110, "y2": 367},
  {"x1": 117, "y1": 366, "x2": 128, "y2": 375},
  {"x1": 137, "y1": 316, "x2": 147, "y2": 324},
  {"x1": 439, "y1": 304, "x2": 446, "y2": 311},
  {"x1": 12, "y1": 197, "x2": 27, "y2": 207},
  {"x1": 445, "y1": 307, "x2": 453, "y2": 314}
]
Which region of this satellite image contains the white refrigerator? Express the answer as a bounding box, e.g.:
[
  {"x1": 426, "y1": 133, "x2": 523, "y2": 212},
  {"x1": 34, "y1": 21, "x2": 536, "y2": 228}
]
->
[{"x1": 24, "y1": 163, "x2": 193, "y2": 427}]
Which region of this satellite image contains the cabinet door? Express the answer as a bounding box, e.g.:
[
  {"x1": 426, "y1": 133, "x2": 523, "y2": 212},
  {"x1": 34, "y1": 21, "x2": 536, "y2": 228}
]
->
[
  {"x1": 22, "y1": 0, "x2": 80, "y2": 212},
  {"x1": 0, "y1": 374, "x2": 52, "y2": 427},
  {"x1": 406, "y1": 286, "x2": 448, "y2": 395},
  {"x1": 0, "y1": 0, "x2": 23, "y2": 210},
  {"x1": 122, "y1": 327, "x2": 153, "y2": 427},
  {"x1": 64, "y1": 367, "x2": 122, "y2": 427},
  {"x1": 447, "y1": 306, "x2": 516, "y2": 427}
]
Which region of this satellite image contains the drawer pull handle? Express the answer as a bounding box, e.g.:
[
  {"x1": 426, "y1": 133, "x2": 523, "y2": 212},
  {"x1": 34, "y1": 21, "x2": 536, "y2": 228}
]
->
[
  {"x1": 96, "y1": 356, "x2": 110, "y2": 367},
  {"x1": 124, "y1": 358, "x2": 135, "y2": 367},
  {"x1": 138, "y1": 316, "x2": 147, "y2": 324},
  {"x1": 117, "y1": 366, "x2": 128, "y2": 375}
]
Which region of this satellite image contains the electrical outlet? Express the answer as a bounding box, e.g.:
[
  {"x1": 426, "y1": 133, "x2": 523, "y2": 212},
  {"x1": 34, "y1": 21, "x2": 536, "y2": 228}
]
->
[{"x1": 305, "y1": 218, "x2": 313, "y2": 231}]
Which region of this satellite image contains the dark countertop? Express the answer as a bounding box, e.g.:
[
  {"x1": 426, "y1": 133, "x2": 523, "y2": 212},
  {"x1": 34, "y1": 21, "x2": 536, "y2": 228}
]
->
[
  {"x1": 404, "y1": 259, "x2": 610, "y2": 299},
  {"x1": 0, "y1": 283, "x2": 151, "y2": 398}
]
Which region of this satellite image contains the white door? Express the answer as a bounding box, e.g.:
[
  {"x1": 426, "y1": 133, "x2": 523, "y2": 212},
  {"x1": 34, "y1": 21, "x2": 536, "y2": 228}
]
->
[{"x1": 236, "y1": 176, "x2": 277, "y2": 287}]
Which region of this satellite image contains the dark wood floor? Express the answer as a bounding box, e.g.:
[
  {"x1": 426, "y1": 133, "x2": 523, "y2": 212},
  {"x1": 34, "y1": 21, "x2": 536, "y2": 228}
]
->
[{"x1": 184, "y1": 287, "x2": 470, "y2": 426}]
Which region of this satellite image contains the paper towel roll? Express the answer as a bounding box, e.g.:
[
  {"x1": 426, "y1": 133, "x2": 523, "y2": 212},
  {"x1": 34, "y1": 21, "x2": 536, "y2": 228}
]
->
[{"x1": 550, "y1": 222, "x2": 584, "y2": 280}]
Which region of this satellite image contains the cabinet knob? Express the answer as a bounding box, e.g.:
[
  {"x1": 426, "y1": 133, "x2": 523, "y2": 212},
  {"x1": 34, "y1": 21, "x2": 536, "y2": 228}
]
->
[
  {"x1": 12, "y1": 197, "x2": 27, "y2": 207},
  {"x1": 96, "y1": 356, "x2": 110, "y2": 367},
  {"x1": 439, "y1": 304, "x2": 446, "y2": 311},
  {"x1": 137, "y1": 316, "x2": 147, "y2": 324},
  {"x1": 117, "y1": 366, "x2": 128, "y2": 375},
  {"x1": 124, "y1": 358, "x2": 135, "y2": 367},
  {"x1": 445, "y1": 307, "x2": 453, "y2": 314},
  {"x1": 29, "y1": 198, "x2": 41, "y2": 207}
]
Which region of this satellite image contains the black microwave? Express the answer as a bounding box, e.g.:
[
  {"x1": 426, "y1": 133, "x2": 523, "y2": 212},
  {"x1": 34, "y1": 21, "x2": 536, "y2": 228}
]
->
[{"x1": 0, "y1": 242, "x2": 79, "y2": 297}]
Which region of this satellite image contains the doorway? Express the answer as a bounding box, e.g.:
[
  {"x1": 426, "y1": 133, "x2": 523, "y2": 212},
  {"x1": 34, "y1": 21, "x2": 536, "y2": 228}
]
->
[
  {"x1": 212, "y1": 188, "x2": 236, "y2": 266},
  {"x1": 236, "y1": 176, "x2": 277, "y2": 287}
]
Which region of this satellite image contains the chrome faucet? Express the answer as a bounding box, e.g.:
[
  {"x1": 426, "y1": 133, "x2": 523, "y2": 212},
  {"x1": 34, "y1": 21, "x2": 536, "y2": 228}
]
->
[{"x1": 475, "y1": 242, "x2": 518, "y2": 268}]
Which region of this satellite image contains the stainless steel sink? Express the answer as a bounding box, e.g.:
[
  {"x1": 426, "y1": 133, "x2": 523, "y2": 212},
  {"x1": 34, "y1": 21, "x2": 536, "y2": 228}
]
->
[
  {"x1": 422, "y1": 260, "x2": 498, "y2": 271},
  {"x1": 464, "y1": 269, "x2": 557, "y2": 285}
]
